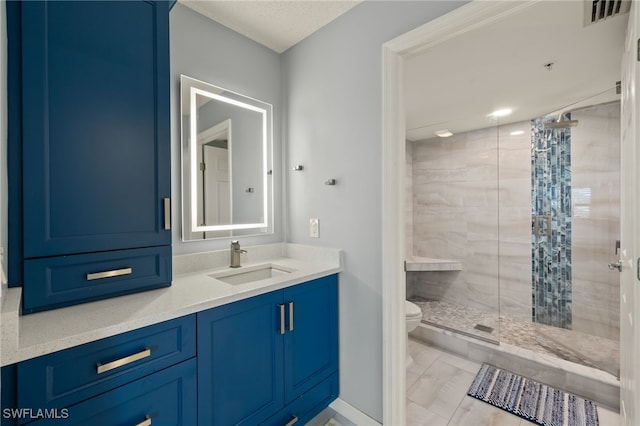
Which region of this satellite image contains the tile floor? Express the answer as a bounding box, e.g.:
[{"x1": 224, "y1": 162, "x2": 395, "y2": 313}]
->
[
  {"x1": 406, "y1": 337, "x2": 621, "y2": 426},
  {"x1": 308, "y1": 408, "x2": 357, "y2": 426}
]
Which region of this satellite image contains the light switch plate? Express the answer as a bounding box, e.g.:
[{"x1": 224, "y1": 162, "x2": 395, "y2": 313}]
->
[{"x1": 310, "y1": 218, "x2": 319, "y2": 238}]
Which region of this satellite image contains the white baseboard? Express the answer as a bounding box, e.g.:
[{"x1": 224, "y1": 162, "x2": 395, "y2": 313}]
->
[{"x1": 329, "y1": 398, "x2": 381, "y2": 425}]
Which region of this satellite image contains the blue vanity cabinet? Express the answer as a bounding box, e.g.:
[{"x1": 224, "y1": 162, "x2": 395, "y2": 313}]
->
[
  {"x1": 1, "y1": 315, "x2": 196, "y2": 426},
  {"x1": 197, "y1": 290, "x2": 285, "y2": 425},
  {"x1": 10, "y1": 0, "x2": 172, "y2": 312},
  {"x1": 197, "y1": 274, "x2": 339, "y2": 425},
  {"x1": 16, "y1": 315, "x2": 195, "y2": 414},
  {"x1": 32, "y1": 359, "x2": 197, "y2": 426}
]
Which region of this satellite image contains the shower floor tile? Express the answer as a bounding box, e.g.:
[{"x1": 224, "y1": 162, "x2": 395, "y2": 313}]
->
[{"x1": 409, "y1": 298, "x2": 619, "y2": 377}]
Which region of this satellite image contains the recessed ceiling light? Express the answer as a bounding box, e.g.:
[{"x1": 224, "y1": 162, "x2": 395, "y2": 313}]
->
[
  {"x1": 510, "y1": 130, "x2": 525, "y2": 136},
  {"x1": 489, "y1": 108, "x2": 512, "y2": 118},
  {"x1": 435, "y1": 129, "x2": 453, "y2": 138}
]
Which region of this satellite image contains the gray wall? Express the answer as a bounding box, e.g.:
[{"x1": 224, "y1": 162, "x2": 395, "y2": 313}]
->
[
  {"x1": 170, "y1": 4, "x2": 283, "y2": 253},
  {"x1": 282, "y1": 1, "x2": 466, "y2": 420}
]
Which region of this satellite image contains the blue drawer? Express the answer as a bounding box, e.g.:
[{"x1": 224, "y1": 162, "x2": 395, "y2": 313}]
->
[
  {"x1": 262, "y1": 372, "x2": 339, "y2": 426},
  {"x1": 17, "y1": 315, "x2": 195, "y2": 418},
  {"x1": 22, "y1": 245, "x2": 172, "y2": 313},
  {"x1": 30, "y1": 359, "x2": 197, "y2": 425}
]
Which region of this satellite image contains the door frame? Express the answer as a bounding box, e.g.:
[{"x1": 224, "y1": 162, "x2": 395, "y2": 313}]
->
[
  {"x1": 619, "y1": 1, "x2": 639, "y2": 423},
  {"x1": 381, "y1": 1, "x2": 543, "y2": 423}
]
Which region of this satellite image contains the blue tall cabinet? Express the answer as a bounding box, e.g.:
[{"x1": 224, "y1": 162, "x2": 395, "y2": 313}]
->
[{"x1": 8, "y1": 0, "x2": 172, "y2": 313}]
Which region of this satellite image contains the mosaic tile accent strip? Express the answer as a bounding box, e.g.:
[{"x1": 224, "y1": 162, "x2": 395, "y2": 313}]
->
[{"x1": 531, "y1": 117, "x2": 572, "y2": 329}]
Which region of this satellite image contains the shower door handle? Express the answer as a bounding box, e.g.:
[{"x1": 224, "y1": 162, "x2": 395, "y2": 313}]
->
[{"x1": 608, "y1": 260, "x2": 622, "y2": 272}]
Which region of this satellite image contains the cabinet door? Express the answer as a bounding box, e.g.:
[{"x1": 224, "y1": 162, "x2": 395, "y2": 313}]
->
[
  {"x1": 283, "y1": 275, "x2": 338, "y2": 403},
  {"x1": 197, "y1": 291, "x2": 284, "y2": 425},
  {"x1": 21, "y1": 0, "x2": 171, "y2": 258}
]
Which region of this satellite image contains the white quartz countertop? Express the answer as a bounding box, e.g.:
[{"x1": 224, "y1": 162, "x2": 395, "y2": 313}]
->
[{"x1": 1, "y1": 243, "x2": 342, "y2": 366}]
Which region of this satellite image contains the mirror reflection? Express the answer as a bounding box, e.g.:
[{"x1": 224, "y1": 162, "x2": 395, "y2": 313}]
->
[{"x1": 181, "y1": 75, "x2": 273, "y2": 241}]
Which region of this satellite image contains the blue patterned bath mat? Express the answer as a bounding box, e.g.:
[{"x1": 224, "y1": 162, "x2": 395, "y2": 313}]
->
[{"x1": 468, "y1": 364, "x2": 599, "y2": 426}]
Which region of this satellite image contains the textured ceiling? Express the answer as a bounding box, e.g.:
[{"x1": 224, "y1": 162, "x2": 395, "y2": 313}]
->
[{"x1": 179, "y1": 0, "x2": 362, "y2": 53}]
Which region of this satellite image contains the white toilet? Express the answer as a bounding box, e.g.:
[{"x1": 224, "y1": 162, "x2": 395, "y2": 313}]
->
[{"x1": 405, "y1": 300, "x2": 422, "y2": 367}]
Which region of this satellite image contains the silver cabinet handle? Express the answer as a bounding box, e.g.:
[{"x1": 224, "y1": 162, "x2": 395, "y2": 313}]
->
[
  {"x1": 288, "y1": 302, "x2": 294, "y2": 332},
  {"x1": 284, "y1": 415, "x2": 298, "y2": 426},
  {"x1": 86, "y1": 267, "x2": 132, "y2": 281},
  {"x1": 279, "y1": 304, "x2": 285, "y2": 335},
  {"x1": 164, "y1": 198, "x2": 171, "y2": 230},
  {"x1": 97, "y1": 348, "x2": 151, "y2": 374},
  {"x1": 135, "y1": 416, "x2": 151, "y2": 426}
]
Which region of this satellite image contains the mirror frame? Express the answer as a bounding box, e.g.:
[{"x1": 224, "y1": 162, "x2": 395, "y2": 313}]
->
[{"x1": 180, "y1": 75, "x2": 273, "y2": 239}]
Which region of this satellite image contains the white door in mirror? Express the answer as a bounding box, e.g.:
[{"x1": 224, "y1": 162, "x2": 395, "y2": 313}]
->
[{"x1": 310, "y1": 218, "x2": 320, "y2": 238}]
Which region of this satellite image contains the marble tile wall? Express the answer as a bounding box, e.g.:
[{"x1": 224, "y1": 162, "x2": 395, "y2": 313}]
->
[
  {"x1": 497, "y1": 123, "x2": 534, "y2": 322},
  {"x1": 407, "y1": 102, "x2": 620, "y2": 342},
  {"x1": 570, "y1": 103, "x2": 620, "y2": 340}
]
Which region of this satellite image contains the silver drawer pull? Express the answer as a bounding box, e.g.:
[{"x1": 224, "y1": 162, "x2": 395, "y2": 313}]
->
[
  {"x1": 86, "y1": 267, "x2": 133, "y2": 281},
  {"x1": 96, "y1": 348, "x2": 151, "y2": 374},
  {"x1": 279, "y1": 304, "x2": 286, "y2": 335},
  {"x1": 164, "y1": 198, "x2": 171, "y2": 230},
  {"x1": 288, "y1": 302, "x2": 294, "y2": 332},
  {"x1": 284, "y1": 415, "x2": 298, "y2": 426},
  {"x1": 135, "y1": 416, "x2": 151, "y2": 426}
]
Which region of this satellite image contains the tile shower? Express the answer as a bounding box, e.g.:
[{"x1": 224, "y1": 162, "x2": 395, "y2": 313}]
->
[{"x1": 406, "y1": 102, "x2": 620, "y2": 377}]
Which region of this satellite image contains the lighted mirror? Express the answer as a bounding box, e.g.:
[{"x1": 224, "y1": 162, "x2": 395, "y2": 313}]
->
[{"x1": 181, "y1": 75, "x2": 273, "y2": 241}]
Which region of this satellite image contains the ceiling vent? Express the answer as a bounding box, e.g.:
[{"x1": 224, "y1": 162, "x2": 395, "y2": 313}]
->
[{"x1": 585, "y1": 0, "x2": 631, "y2": 25}]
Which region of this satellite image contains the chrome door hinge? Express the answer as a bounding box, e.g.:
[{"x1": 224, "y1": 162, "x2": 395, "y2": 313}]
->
[
  {"x1": 199, "y1": 162, "x2": 206, "y2": 171},
  {"x1": 609, "y1": 260, "x2": 622, "y2": 272}
]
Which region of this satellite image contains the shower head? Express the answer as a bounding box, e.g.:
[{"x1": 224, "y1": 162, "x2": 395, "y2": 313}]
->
[{"x1": 543, "y1": 112, "x2": 578, "y2": 129}]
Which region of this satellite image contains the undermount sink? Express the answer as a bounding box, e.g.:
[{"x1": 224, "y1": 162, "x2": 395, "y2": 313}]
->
[{"x1": 209, "y1": 263, "x2": 295, "y2": 285}]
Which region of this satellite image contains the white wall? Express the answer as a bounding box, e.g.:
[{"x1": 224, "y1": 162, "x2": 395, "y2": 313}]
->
[
  {"x1": 170, "y1": 4, "x2": 284, "y2": 253},
  {"x1": 282, "y1": 1, "x2": 466, "y2": 420}
]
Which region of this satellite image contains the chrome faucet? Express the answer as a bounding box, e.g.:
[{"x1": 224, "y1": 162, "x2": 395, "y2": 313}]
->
[{"x1": 230, "y1": 240, "x2": 247, "y2": 268}]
